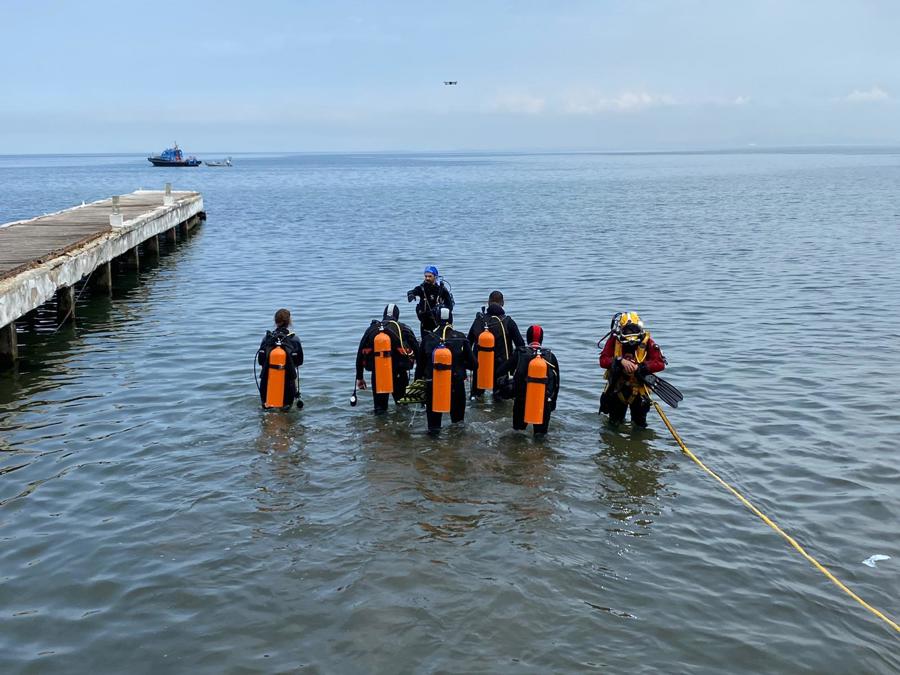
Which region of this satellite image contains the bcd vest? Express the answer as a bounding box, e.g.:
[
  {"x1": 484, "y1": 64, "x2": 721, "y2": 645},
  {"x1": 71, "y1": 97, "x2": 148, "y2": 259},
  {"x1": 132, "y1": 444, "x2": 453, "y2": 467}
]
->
[{"x1": 604, "y1": 336, "x2": 650, "y2": 403}]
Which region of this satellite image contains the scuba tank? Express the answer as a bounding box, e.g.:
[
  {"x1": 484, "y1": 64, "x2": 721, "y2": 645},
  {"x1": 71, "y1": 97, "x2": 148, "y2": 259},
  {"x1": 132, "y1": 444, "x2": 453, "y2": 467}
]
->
[
  {"x1": 373, "y1": 328, "x2": 394, "y2": 394},
  {"x1": 431, "y1": 345, "x2": 453, "y2": 413},
  {"x1": 264, "y1": 342, "x2": 288, "y2": 409},
  {"x1": 476, "y1": 327, "x2": 495, "y2": 390},
  {"x1": 523, "y1": 350, "x2": 549, "y2": 424}
]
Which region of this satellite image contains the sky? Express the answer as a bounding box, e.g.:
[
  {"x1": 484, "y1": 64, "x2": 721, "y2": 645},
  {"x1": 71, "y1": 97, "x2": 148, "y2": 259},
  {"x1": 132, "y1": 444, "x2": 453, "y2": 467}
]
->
[{"x1": 2, "y1": 0, "x2": 899, "y2": 153}]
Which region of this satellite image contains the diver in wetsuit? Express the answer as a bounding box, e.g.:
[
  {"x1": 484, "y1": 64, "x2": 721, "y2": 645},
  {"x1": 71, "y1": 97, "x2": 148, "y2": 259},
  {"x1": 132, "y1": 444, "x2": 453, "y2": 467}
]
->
[
  {"x1": 257, "y1": 308, "x2": 304, "y2": 409},
  {"x1": 467, "y1": 290, "x2": 525, "y2": 398},
  {"x1": 500, "y1": 324, "x2": 560, "y2": 435},
  {"x1": 598, "y1": 312, "x2": 666, "y2": 427},
  {"x1": 355, "y1": 304, "x2": 419, "y2": 413},
  {"x1": 416, "y1": 308, "x2": 474, "y2": 432},
  {"x1": 407, "y1": 265, "x2": 454, "y2": 338}
]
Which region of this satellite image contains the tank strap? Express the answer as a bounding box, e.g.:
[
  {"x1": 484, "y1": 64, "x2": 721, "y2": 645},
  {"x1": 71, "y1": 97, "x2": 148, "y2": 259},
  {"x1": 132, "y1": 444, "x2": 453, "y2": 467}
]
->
[
  {"x1": 434, "y1": 363, "x2": 452, "y2": 371},
  {"x1": 269, "y1": 364, "x2": 286, "y2": 371},
  {"x1": 387, "y1": 320, "x2": 406, "y2": 352},
  {"x1": 526, "y1": 375, "x2": 548, "y2": 384},
  {"x1": 479, "y1": 345, "x2": 494, "y2": 353}
]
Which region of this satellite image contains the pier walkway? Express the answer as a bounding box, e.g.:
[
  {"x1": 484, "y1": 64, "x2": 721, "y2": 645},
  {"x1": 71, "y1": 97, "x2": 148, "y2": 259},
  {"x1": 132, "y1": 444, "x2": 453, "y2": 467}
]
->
[{"x1": 0, "y1": 188, "x2": 205, "y2": 368}]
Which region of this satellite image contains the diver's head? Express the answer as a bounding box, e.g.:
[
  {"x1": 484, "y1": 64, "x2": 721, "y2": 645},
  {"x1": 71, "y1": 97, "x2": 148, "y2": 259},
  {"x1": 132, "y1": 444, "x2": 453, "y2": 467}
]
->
[
  {"x1": 615, "y1": 312, "x2": 645, "y2": 347},
  {"x1": 383, "y1": 303, "x2": 400, "y2": 321},
  {"x1": 526, "y1": 324, "x2": 544, "y2": 348},
  {"x1": 274, "y1": 308, "x2": 292, "y2": 329},
  {"x1": 423, "y1": 265, "x2": 438, "y2": 284},
  {"x1": 488, "y1": 290, "x2": 504, "y2": 307}
]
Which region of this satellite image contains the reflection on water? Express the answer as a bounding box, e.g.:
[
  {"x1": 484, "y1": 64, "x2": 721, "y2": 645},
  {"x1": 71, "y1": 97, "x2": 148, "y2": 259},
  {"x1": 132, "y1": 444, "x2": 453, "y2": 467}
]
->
[{"x1": 594, "y1": 424, "x2": 673, "y2": 536}]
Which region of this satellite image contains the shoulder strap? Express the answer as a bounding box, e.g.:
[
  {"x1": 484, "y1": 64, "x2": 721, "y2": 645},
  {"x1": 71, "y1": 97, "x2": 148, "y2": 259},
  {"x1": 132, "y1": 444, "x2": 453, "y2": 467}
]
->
[
  {"x1": 386, "y1": 320, "x2": 406, "y2": 351},
  {"x1": 492, "y1": 315, "x2": 510, "y2": 360}
]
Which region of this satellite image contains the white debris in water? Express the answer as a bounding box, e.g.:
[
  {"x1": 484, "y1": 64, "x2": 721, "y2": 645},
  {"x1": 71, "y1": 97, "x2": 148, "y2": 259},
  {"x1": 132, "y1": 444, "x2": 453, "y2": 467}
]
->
[{"x1": 862, "y1": 554, "x2": 891, "y2": 568}]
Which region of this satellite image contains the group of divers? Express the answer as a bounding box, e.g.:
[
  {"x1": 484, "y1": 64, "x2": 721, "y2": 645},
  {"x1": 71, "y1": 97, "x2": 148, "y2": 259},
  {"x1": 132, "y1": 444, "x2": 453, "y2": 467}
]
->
[{"x1": 256, "y1": 266, "x2": 683, "y2": 435}]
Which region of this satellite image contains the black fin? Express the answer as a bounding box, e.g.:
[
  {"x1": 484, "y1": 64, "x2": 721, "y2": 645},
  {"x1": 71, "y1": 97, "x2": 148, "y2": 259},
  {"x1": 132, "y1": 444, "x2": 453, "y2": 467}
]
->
[{"x1": 641, "y1": 373, "x2": 683, "y2": 408}]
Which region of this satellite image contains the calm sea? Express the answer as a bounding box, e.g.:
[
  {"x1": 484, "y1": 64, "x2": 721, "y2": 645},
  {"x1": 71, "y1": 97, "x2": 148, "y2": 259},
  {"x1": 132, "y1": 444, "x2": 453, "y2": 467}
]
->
[{"x1": 1, "y1": 150, "x2": 898, "y2": 673}]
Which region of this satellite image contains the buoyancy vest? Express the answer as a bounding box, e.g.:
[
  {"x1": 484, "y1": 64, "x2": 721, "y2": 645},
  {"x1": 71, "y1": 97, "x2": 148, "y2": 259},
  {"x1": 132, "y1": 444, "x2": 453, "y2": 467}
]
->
[{"x1": 604, "y1": 335, "x2": 650, "y2": 403}]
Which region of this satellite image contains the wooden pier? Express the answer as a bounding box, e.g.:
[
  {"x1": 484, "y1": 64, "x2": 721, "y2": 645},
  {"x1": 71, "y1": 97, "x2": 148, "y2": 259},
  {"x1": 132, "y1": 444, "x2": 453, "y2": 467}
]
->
[{"x1": 0, "y1": 187, "x2": 205, "y2": 368}]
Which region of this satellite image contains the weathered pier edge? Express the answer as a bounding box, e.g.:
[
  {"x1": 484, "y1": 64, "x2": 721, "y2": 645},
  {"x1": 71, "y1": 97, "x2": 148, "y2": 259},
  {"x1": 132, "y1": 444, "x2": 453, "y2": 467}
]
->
[{"x1": 0, "y1": 187, "x2": 205, "y2": 369}]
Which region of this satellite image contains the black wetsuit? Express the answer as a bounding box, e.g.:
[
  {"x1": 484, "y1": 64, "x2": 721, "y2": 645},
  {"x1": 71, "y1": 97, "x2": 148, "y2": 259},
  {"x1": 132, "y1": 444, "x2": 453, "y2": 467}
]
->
[
  {"x1": 467, "y1": 304, "x2": 524, "y2": 397},
  {"x1": 417, "y1": 323, "x2": 474, "y2": 431},
  {"x1": 408, "y1": 281, "x2": 454, "y2": 337},
  {"x1": 257, "y1": 328, "x2": 304, "y2": 407},
  {"x1": 355, "y1": 319, "x2": 419, "y2": 412},
  {"x1": 501, "y1": 346, "x2": 560, "y2": 435}
]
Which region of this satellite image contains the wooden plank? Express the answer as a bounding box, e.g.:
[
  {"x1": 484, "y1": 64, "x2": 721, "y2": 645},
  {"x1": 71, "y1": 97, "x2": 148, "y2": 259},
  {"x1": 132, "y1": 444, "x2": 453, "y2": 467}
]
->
[{"x1": 0, "y1": 191, "x2": 200, "y2": 281}]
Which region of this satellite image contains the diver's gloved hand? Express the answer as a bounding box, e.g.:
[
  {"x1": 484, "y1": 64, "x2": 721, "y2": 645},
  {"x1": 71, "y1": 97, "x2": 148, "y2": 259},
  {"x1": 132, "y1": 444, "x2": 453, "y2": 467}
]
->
[
  {"x1": 297, "y1": 399, "x2": 304, "y2": 410},
  {"x1": 407, "y1": 289, "x2": 416, "y2": 302}
]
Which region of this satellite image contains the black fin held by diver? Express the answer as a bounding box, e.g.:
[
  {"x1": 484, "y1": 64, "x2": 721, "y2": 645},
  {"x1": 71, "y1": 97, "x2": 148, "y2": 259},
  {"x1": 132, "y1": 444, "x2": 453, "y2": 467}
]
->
[
  {"x1": 641, "y1": 373, "x2": 683, "y2": 408},
  {"x1": 397, "y1": 378, "x2": 426, "y2": 405}
]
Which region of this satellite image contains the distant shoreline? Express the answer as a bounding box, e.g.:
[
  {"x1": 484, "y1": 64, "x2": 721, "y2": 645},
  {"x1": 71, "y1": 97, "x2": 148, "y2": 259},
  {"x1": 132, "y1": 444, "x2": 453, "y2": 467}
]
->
[{"x1": 2, "y1": 145, "x2": 900, "y2": 159}]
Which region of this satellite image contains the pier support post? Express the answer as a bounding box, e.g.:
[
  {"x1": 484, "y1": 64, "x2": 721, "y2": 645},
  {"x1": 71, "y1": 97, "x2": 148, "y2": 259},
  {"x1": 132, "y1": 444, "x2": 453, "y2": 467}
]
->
[
  {"x1": 178, "y1": 220, "x2": 189, "y2": 238},
  {"x1": 165, "y1": 227, "x2": 177, "y2": 245},
  {"x1": 0, "y1": 323, "x2": 18, "y2": 369},
  {"x1": 91, "y1": 261, "x2": 113, "y2": 296},
  {"x1": 145, "y1": 233, "x2": 160, "y2": 256},
  {"x1": 57, "y1": 286, "x2": 76, "y2": 324},
  {"x1": 125, "y1": 245, "x2": 140, "y2": 270}
]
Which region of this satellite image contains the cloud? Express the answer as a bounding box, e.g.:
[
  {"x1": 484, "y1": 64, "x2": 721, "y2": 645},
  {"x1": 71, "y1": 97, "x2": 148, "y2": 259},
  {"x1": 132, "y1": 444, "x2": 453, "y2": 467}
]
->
[
  {"x1": 563, "y1": 90, "x2": 678, "y2": 114},
  {"x1": 489, "y1": 93, "x2": 546, "y2": 115},
  {"x1": 845, "y1": 86, "x2": 889, "y2": 103}
]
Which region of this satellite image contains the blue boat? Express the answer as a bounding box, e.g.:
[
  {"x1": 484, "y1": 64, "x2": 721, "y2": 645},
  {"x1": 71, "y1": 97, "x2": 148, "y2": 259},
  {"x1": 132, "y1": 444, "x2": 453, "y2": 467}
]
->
[{"x1": 148, "y1": 143, "x2": 201, "y2": 167}]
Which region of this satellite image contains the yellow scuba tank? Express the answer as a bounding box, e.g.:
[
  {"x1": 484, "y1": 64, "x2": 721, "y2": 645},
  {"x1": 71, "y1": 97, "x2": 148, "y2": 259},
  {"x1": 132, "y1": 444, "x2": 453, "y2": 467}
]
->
[
  {"x1": 476, "y1": 329, "x2": 495, "y2": 390},
  {"x1": 373, "y1": 329, "x2": 393, "y2": 394}
]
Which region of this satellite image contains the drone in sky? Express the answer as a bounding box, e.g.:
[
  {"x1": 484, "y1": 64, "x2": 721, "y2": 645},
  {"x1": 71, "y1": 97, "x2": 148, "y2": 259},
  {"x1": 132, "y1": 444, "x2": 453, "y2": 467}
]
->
[{"x1": 443, "y1": 81, "x2": 458, "y2": 85}]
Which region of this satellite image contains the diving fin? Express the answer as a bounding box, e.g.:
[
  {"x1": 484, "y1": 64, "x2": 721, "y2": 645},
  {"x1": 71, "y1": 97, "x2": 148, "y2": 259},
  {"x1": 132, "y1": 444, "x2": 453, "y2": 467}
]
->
[
  {"x1": 641, "y1": 373, "x2": 683, "y2": 408},
  {"x1": 397, "y1": 378, "x2": 426, "y2": 405}
]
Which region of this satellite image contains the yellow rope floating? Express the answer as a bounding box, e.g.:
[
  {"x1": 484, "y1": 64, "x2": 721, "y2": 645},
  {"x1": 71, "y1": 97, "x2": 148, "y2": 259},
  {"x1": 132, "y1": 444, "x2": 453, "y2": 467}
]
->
[{"x1": 652, "y1": 401, "x2": 900, "y2": 635}]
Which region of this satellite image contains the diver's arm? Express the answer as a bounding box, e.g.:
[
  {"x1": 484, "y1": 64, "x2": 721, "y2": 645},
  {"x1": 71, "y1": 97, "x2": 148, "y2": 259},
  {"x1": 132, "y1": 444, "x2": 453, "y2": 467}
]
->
[
  {"x1": 598, "y1": 337, "x2": 617, "y2": 369},
  {"x1": 639, "y1": 341, "x2": 666, "y2": 375}
]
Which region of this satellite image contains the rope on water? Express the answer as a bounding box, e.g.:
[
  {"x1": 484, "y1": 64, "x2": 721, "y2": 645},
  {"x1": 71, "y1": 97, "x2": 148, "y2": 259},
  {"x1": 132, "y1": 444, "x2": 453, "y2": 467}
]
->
[{"x1": 652, "y1": 400, "x2": 900, "y2": 635}]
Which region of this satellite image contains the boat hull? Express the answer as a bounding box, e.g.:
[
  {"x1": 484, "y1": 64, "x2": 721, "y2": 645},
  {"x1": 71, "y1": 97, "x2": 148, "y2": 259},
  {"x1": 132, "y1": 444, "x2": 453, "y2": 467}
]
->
[{"x1": 148, "y1": 157, "x2": 201, "y2": 167}]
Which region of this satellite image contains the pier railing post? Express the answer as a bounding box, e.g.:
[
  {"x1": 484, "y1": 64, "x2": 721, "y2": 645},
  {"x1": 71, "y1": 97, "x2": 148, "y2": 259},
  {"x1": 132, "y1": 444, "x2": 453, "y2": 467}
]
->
[
  {"x1": 0, "y1": 322, "x2": 18, "y2": 369},
  {"x1": 109, "y1": 195, "x2": 124, "y2": 228},
  {"x1": 164, "y1": 182, "x2": 174, "y2": 206}
]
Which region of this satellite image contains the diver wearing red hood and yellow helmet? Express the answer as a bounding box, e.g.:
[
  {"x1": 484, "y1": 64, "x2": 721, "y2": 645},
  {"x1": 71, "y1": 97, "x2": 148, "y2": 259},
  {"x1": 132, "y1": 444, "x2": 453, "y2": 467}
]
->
[{"x1": 598, "y1": 312, "x2": 666, "y2": 427}]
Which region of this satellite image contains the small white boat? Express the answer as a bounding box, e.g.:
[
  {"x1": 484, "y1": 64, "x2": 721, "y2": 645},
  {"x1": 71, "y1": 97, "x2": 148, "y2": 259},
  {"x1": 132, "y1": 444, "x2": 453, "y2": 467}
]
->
[{"x1": 205, "y1": 157, "x2": 233, "y2": 167}]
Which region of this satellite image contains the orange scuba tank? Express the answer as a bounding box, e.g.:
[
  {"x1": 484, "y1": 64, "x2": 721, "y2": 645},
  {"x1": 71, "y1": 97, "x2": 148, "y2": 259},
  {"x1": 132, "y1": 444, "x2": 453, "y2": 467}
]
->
[
  {"x1": 373, "y1": 329, "x2": 394, "y2": 394},
  {"x1": 432, "y1": 345, "x2": 453, "y2": 413},
  {"x1": 523, "y1": 352, "x2": 548, "y2": 425},
  {"x1": 476, "y1": 329, "x2": 495, "y2": 390},
  {"x1": 264, "y1": 344, "x2": 288, "y2": 408}
]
